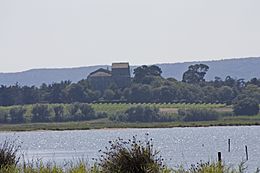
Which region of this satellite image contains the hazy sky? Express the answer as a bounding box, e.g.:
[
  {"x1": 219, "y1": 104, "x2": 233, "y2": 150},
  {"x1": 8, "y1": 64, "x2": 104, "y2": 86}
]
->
[{"x1": 0, "y1": 0, "x2": 260, "y2": 72}]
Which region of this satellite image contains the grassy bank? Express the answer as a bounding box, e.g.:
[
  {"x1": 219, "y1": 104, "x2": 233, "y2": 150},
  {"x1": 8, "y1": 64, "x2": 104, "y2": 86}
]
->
[{"x1": 1, "y1": 117, "x2": 260, "y2": 131}]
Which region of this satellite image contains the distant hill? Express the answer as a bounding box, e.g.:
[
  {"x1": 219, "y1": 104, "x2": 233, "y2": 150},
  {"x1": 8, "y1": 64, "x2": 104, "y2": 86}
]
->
[
  {"x1": 0, "y1": 57, "x2": 259, "y2": 86},
  {"x1": 158, "y1": 57, "x2": 260, "y2": 80}
]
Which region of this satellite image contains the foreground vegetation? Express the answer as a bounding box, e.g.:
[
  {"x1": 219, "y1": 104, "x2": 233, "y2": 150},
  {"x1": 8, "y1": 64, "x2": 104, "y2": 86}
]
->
[
  {"x1": 0, "y1": 135, "x2": 257, "y2": 173},
  {"x1": 0, "y1": 161, "x2": 253, "y2": 173}
]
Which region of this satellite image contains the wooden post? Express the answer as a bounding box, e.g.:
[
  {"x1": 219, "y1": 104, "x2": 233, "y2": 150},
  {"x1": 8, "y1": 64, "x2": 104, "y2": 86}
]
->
[
  {"x1": 245, "y1": 145, "x2": 248, "y2": 160},
  {"x1": 228, "y1": 139, "x2": 231, "y2": 152},
  {"x1": 218, "y1": 152, "x2": 222, "y2": 162}
]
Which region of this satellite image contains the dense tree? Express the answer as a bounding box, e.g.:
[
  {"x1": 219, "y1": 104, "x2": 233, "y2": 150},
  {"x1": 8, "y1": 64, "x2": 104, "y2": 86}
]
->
[
  {"x1": 133, "y1": 65, "x2": 162, "y2": 84},
  {"x1": 202, "y1": 86, "x2": 218, "y2": 103},
  {"x1": 20, "y1": 86, "x2": 39, "y2": 104},
  {"x1": 217, "y1": 86, "x2": 235, "y2": 104},
  {"x1": 127, "y1": 84, "x2": 152, "y2": 103},
  {"x1": 103, "y1": 89, "x2": 115, "y2": 100},
  {"x1": 182, "y1": 64, "x2": 209, "y2": 84},
  {"x1": 48, "y1": 81, "x2": 70, "y2": 103},
  {"x1": 0, "y1": 85, "x2": 17, "y2": 106},
  {"x1": 66, "y1": 84, "x2": 87, "y2": 103},
  {"x1": 233, "y1": 97, "x2": 259, "y2": 116},
  {"x1": 156, "y1": 86, "x2": 177, "y2": 103}
]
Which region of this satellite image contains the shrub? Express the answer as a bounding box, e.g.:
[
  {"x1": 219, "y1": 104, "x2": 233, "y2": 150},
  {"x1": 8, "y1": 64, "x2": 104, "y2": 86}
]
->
[
  {"x1": 0, "y1": 140, "x2": 20, "y2": 168},
  {"x1": 112, "y1": 106, "x2": 161, "y2": 122},
  {"x1": 79, "y1": 103, "x2": 95, "y2": 120},
  {"x1": 68, "y1": 103, "x2": 96, "y2": 121},
  {"x1": 174, "y1": 161, "x2": 248, "y2": 173},
  {"x1": 53, "y1": 105, "x2": 65, "y2": 122},
  {"x1": 31, "y1": 104, "x2": 52, "y2": 122},
  {"x1": 96, "y1": 112, "x2": 108, "y2": 119},
  {"x1": 98, "y1": 134, "x2": 166, "y2": 173},
  {"x1": 0, "y1": 109, "x2": 8, "y2": 123},
  {"x1": 233, "y1": 97, "x2": 260, "y2": 116},
  {"x1": 9, "y1": 106, "x2": 26, "y2": 123},
  {"x1": 178, "y1": 108, "x2": 220, "y2": 121}
]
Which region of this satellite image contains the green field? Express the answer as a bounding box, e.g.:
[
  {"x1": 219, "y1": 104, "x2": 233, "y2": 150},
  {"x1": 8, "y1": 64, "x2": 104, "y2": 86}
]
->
[
  {"x1": 0, "y1": 103, "x2": 260, "y2": 131},
  {"x1": 91, "y1": 103, "x2": 226, "y2": 114}
]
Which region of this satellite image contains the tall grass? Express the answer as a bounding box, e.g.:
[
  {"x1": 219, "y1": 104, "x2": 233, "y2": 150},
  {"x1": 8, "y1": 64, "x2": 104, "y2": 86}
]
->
[
  {"x1": 0, "y1": 140, "x2": 20, "y2": 168},
  {"x1": 98, "y1": 134, "x2": 168, "y2": 173}
]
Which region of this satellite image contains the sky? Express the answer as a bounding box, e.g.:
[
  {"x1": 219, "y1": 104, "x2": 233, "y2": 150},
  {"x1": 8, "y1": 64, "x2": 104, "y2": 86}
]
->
[{"x1": 0, "y1": 0, "x2": 260, "y2": 72}]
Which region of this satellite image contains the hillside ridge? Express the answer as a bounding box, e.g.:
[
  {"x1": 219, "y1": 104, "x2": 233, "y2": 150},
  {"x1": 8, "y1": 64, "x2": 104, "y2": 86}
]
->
[{"x1": 0, "y1": 57, "x2": 259, "y2": 86}]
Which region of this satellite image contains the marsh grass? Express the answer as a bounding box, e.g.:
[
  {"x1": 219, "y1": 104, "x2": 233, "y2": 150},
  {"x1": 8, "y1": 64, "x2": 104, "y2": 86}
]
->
[
  {"x1": 0, "y1": 140, "x2": 20, "y2": 168},
  {"x1": 97, "y1": 133, "x2": 168, "y2": 173},
  {"x1": 172, "y1": 161, "x2": 257, "y2": 173},
  {"x1": 0, "y1": 160, "x2": 256, "y2": 173}
]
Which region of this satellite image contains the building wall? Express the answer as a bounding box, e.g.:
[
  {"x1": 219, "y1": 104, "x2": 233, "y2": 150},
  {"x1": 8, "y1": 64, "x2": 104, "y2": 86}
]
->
[
  {"x1": 112, "y1": 67, "x2": 131, "y2": 88},
  {"x1": 88, "y1": 76, "x2": 112, "y2": 91},
  {"x1": 88, "y1": 64, "x2": 131, "y2": 91}
]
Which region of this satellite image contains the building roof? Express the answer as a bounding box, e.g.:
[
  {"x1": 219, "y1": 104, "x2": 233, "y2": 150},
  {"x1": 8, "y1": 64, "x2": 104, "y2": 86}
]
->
[
  {"x1": 112, "y1": 62, "x2": 129, "y2": 69},
  {"x1": 89, "y1": 68, "x2": 111, "y2": 77}
]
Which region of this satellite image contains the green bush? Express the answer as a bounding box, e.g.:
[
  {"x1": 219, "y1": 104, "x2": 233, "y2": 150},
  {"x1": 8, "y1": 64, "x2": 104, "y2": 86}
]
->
[
  {"x1": 233, "y1": 97, "x2": 260, "y2": 116},
  {"x1": 178, "y1": 108, "x2": 220, "y2": 121},
  {"x1": 68, "y1": 103, "x2": 97, "y2": 121},
  {"x1": 98, "y1": 134, "x2": 166, "y2": 173},
  {"x1": 79, "y1": 103, "x2": 95, "y2": 120},
  {"x1": 111, "y1": 106, "x2": 161, "y2": 122},
  {"x1": 9, "y1": 106, "x2": 26, "y2": 123},
  {"x1": 31, "y1": 104, "x2": 52, "y2": 122},
  {"x1": 53, "y1": 105, "x2": 65, "y2": 122},
  {"x1": 0, "y1": 109, "x2": 8, "y2": 123}
]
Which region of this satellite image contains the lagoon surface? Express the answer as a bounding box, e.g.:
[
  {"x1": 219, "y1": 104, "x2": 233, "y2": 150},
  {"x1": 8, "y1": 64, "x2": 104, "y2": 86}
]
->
[{"x1": 0, "y1": 126, "x2": 260, "y2": 171}]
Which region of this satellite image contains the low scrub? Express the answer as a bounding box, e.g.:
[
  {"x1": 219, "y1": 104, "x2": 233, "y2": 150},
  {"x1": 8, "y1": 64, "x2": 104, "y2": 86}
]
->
[
  {"x1": 109, "y1": 106, "x2": 160, "y2": 122},
  {"x1": 174, "y1": 161, "x2": 249, "y2": 173},
  {"x1": 110, "y1": 106, "x2": 175, "y2": 122},
  {"x1": 178, "y1": 108, "x2": 220, "y2": 121}
]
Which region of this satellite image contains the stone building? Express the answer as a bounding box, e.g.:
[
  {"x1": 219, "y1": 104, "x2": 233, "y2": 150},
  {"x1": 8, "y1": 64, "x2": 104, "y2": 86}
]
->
[{"x1": 87, "y1": 62, "x2": 131, "y2": 91}]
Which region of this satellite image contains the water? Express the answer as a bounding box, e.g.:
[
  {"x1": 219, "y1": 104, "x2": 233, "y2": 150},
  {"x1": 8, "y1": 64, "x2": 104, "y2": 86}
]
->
[{"x1": 0, "y1": 126, "x2": 260, "y2": 171}]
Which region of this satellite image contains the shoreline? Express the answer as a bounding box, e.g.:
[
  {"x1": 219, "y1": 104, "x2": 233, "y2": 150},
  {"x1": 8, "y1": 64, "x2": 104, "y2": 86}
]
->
[{"x1": 1, "y1": 120, "x2": 260, "y2": 132}]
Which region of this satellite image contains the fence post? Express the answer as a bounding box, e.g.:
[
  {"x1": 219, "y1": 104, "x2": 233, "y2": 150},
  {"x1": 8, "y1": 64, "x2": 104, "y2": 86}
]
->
[
  {"x1": 245, "y1": 145, "x2": 248, "y2": 160},
  {"x1": 228, "y1": 139, "x2": 231, "y2": 152},
  {"x1": 218, "y1": 152, "x2": 222, "y2": 162}
]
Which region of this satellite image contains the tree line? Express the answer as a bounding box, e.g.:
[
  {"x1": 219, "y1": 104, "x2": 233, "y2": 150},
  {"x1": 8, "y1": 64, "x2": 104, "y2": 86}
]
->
[
  {"x1": 0, "y1": 64, "x2": 259, "y2": 106},
  {"x1": 0, "y1": 103, "x2": 106, "y2": 124}
]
